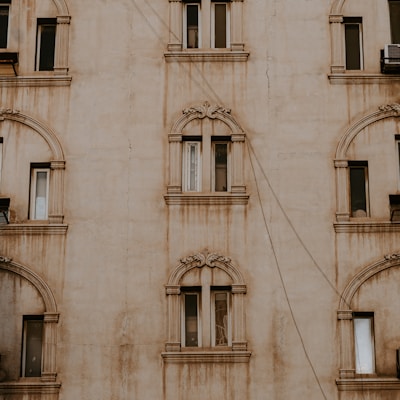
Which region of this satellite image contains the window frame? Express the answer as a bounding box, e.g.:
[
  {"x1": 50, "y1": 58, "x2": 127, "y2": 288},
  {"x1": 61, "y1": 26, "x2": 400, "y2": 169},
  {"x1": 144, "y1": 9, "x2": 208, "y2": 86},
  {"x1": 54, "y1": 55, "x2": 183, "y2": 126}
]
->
[
  {"x1": 211, "y1": 139, "x2": 230, "y2": 192},
  {"x1": 35, "y1": 18, "x2": 57, "y2": 72},
  {"x1": 211, "y1": 288, "x2": 231, "y2": 347},
  {"x1": 389, "y1": 0, "x2": 400, "y2": 44},
  {"x1": 0, "y1": 1, "x2": 11, "y2": 49},
  {"x1": 183, "y1": 2, "x2": 201, "y2": 49},
  {"x1": 21, "y1": 315, "x2": 44, "y2": 378},
  {"x1": 211, "y1": 2, "x2": 230, "y2": 49},
  {"x1": 343, "y1": 17, "x2": 363, "y2": 71},
  {"x1": 182, "y1": 139, "x2": 202, "y2": 192},
  {"x1": 29, "y1": 164, "x2": 50, "y2": 221},
  {"x1": 353, "y1": 312, "x2": 375, "y2": 375},
  {"x1": 348, "y1": 161, "x2": 369, "y2": 218}
]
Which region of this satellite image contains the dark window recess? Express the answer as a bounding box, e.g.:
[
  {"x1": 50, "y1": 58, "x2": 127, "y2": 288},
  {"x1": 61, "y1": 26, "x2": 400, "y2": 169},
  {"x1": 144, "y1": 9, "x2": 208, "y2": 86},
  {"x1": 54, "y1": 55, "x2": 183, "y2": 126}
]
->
[
  {"x1": 344, "y1": 17, "x2": 362, "y2": 70},
  {"x1": 36, "y1": 19, "x2": 56, "y2": 71},
  {"x1": 22, "y1": 316, "x2": 43, "y2": 377},
  {"x1": 214, "y1": 4, "x2": 227, "y2": 48},
  {"x1": 349, "y1": 161, "x2": 368, "y2": 217},
  {"x1": 0, "y1": 3, "x2": 10, "y2": 48},
  {"x1": 186, "y1": 5, "x2": 199, "y2": 49},
  {"x1": 389, "y1": 0, "x2": 400, "y2": 44},
  {"x1": 389, "y1": 195, "x2": 400, "y2": 221}
]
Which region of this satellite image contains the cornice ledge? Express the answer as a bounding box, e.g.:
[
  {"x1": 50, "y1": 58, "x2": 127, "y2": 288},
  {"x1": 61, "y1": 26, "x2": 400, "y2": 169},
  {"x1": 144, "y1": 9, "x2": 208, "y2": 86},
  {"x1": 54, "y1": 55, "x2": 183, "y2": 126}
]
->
[
  {"x1": 0, "y1": 75, "x2": 72, "y2": 87},
  {"x1": 0, "y1": 381, "x2": 61, "y2": 394},
  {"x1": 334, "y1": 221, "x2": 400, "y2": 233},
  {"x1": 164, "y1": 193, "x2": 249, "y2": 205},
  {"x1": 336, "y1": 377, "x2": 400, "y2": 391},
  {"x1": 161, "y1": 351, "x2": 251, "y2": 363},
  {"x1": 0, "y1": 224, "x2": 68, "y2": 235},
  {"x1": 164, "y1": 51, "x2": 249, "y2": 62},
  {"x1": 328, "y1": 73, "x2": 400, "y2": 84}
]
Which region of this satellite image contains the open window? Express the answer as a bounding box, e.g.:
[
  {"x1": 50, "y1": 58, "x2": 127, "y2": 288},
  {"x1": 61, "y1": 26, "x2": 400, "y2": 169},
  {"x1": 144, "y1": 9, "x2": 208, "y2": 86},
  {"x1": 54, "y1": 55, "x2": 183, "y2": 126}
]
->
[
  {"x1": 36, "y1": 18, "x2": 56, "y2": 71},
  {"x1": 343, "y1": 17, "x2": 363, "y2": 70},
  {"x1": 0, "y1": 1, "x2": 10, "y2": 49},
  {"x1": 29, "y1": 164, "x2": 50, "y2": 220},
  {"x1": 184, "y1": 3, "x2": 200, "y2": 49},
  {"x1": 348, "y1": 161, "x2": 369, "y2": 218}
]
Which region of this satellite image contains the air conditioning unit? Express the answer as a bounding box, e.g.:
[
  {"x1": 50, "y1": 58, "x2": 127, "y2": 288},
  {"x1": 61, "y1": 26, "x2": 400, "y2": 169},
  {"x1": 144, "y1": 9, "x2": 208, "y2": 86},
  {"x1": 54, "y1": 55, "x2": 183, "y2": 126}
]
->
[{"x1": 385, "y1": 44, "x2": 400, "y2": 64}]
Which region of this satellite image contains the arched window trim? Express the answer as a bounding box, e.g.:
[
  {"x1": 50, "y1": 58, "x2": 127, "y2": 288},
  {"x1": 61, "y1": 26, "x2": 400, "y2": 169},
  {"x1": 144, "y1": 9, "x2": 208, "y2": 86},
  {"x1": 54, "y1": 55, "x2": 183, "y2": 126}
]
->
[
  {"x1": 0, "y1": 256, "x2": 61, "y2": 395},
  {"x1": 162, "y1": 251, "x2": 251, "y2": 363}
]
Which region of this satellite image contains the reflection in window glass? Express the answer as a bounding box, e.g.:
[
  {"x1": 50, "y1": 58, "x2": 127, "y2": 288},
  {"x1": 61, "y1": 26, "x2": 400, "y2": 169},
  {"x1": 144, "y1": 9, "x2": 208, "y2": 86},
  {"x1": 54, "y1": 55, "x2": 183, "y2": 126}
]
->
[
  {"x1": 184, "y1": 293, "x2": 199, "y2": 347},
  {"x1": 23, "y1": 318, "x2": 43, "y2": 377},
  {"x1": 214, "y1": 143, "x2": 228, "y2": 192},
  {"x1": 214, "y1": 292, "x2": 228, "y2": 345}
]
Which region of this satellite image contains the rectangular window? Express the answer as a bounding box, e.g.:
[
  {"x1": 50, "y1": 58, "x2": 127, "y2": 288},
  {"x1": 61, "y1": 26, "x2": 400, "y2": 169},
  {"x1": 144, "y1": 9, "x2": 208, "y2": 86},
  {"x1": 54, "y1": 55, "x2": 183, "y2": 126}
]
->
[
  {"x1": 183, "y1": 140, "x2": 201, "y2": 192},
  {"x1": 211, "y1": 2, "x2": 230, "y2": 48},
  {"x1": 36, "y1": 19, "x2": 57, "y2": 71},
  {"x1": 344, "y1": 17, "x2": 363, "y2": 70},
  {"x1": 0, "y1": 1, "x2": 11, "y2": 49},
  {"x1": 182, "y1": 290, "x2": 200, "y2": 347},
  {"x1": 30, "y1": 165, "x2": 50, "y2": 220},
  {"x1": 349, "y1": 161, "x2": 369, "y2": 217},
  {"x1": 21, "y1": 316, "x2": 43, "y2": 377},
  {"x1": 353, "y1": 313, "x2": 375, "y2": 374},
  {"x1": 212, "y1": 290, "x2": 231, "y2": 346},
  {"x1": 389, "y1": 0, "x2": 400, "y2": 44},
  {"x1": 184, "y1": 3, "x2": 200, "y2": 49},
  {"x1": 212, "y1": 141, "x2": 229, "y2": 192},
  {"x1": 0, "y1": 137, "x2": 3, "y2": 188}
]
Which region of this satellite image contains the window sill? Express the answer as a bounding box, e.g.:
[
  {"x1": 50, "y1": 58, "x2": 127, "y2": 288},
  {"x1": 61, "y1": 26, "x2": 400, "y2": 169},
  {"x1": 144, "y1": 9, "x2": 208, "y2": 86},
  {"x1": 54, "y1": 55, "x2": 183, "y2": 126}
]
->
[
  {"x1": 161, "y1": 351, "x2": 251, "y2": 363},
  {"x1": 334, "y1": 221, "x2": 400, "y2": 233},
  {"x1": 164, "y1": 192, "x2": 249, "y2": 205},
  {"x1": 0, "y1": 75, "x2": 72, "y2": 87},
  {"x1": 164, "y1": 50, "x2": 249, "y2": 62},
  {"x1": 336, "y1": 377, "x2": 400, "y2": 391},
  {"x1": 0, "y1": 223, "x2": 68, "y2": 235},
  {"x1": 0, "y1": 380, "x2": 61, "y2": 395},
  {"x1": 328, "y1": 73, "x2": 400, "y2": 84}
]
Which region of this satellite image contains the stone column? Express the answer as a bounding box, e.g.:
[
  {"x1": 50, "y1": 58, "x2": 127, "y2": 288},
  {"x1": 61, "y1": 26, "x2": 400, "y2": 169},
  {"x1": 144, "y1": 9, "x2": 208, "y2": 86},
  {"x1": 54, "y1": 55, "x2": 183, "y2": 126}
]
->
[
  {"x1": 168, "y1": 0, "x2": 183, "y2": 51},
  {"x1": 165, "y1": 286, "x2": 181, "y2": 351},
  {"x1": 231, "y1": 284, "x2": 247, "y2": 351},
  {"x1": 230, "y1": 0, "x2": 244, "y2": 51},
  {"x1": 335, "y1": 160, "x2": 350, "y2": 221},
  {"x1": 41, "y1": 312, "x2": 59, "y2": 382},
  {"x1": 338, "y1": 310, "x2": 355, "y2": 379},
  {"x1": 231, "y1": 133, "x2": 246, "y2": 193},
  {"x1": 167, "y1": 134, "x2": 182, "y2": 194},
  {"x1": 329, "y1": 15, "x2": 345, "y2": 74},
  {"x1": 49, "y1": 161, "x2": 65, "y2": 224},
  {"x1": 54, "y1": 16, "x2": 71, "y2": 76}
]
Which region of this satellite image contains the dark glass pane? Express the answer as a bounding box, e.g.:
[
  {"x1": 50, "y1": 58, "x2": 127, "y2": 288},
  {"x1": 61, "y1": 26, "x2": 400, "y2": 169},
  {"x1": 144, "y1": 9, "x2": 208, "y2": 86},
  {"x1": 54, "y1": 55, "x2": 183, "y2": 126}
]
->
[
  {"x1": 214, "y1": 293, "x2": 228, "y2": 346},
  {"x1": 187, "y1": 5, "x2": 198, "y2": 48},
  {"x1": 214, "y1": 4, "x2": 226, "y2": 48},
  {"x1": 350, "y1": 167, "x2": 367, "y2": 216},
  {"x1": 184, "y1": 294, "x2": 198, "y2": 347},
  {"x1": 0, "y1": 6, "x2": 9, "y2": 48},
  {"x1": 38, "y1": 24, "x2": 56, "y2": 71},
  {"x1": 345, "y1": 24, "x2": 361, "y2": 70},
  {"x1": 25, "y1": 320, "x2": 43, "y2": 377},
  {"x1": 214, "y1": 143, "x2": 227, "y2": 191},
  {"x1": 389, "y1": 1, "x2": 400, "y2": 44}
]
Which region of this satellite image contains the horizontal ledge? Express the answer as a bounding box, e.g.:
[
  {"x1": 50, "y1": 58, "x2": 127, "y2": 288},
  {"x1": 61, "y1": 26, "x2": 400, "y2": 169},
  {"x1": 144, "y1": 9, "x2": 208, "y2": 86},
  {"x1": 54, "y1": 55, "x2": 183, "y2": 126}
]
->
[
  {"x1": 0, "y1": 224, "x2": 68, "y2": 235},
  {"x1": 0, "y1": 75, "x2": 72, "y2": 87},
  {"x1": 336, "y1": 378, "x2": 400, "y2": 391},
  {"x1": 328, "y1": 73, "x2": 400, "y2": 84},
  {"x1": 164, "y1": 51, "x2": 249, "y2": 62},
  {"x1": 161, "y1": 351, "x2": 252, "y2": 363},
  {"x1": 334, "y1": 221, "x2": 400, "y2": 233},
  {"x1": 0, "y1": 381, "x2": 61, "y2": 394},
  {"x1": 164, "y1": 193, "x2": 249, "y2": 205}
]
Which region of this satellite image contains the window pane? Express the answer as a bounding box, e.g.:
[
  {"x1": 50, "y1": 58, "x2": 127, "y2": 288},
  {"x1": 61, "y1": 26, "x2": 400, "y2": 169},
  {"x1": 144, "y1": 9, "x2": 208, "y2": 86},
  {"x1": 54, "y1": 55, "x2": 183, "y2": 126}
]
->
[
  {"x1": 24, "y1": 320, "x2": 43, "y2": 377},
  {"x1": 183, "y1": 142, "x2": 200, "y2": 192},
  {"x1": 214, "y1": 143, "x2": 228, "y2": 191},
  {"x1": 185, "y1": 294, "x2": 198, "y2": 347},
  {"x1": 187, "y1": 5, "x2": 199, "y2": 48},
  {"x1": 0, "y1": 6, "x2": 9, "y2": 48},
  {"x1": 354, "y1": 317, "x2": 374, "y2": 374},
  {"x1": 38, "y1": 23, "x2": 56, "y2": 71},
  {"x1": 214, "y1": 4, "x2": 227, "y2": 48},
  {"x1": 389, "y1": 1, "x2": 400, "y2": 44},
  {"x1": 345, "y1": 23, "x2": 361, "y2": 70},
  {"x1": 350, "y1": 166, "x2": 367, "y2": 216},
  {"x1": 34, "y1": 171, "x2": 48, "y2": 219},
  {"x1": 214, "y1": 292, "x2": 228, "y2": 346}
]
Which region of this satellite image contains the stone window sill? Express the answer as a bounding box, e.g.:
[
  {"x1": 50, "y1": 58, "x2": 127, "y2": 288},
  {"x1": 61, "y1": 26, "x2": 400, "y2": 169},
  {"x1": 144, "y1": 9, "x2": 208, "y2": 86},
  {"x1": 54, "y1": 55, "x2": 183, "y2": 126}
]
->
[
  {"x1": 0, "y1": 75, "x2": 72, "y2": 87},
  {"x1": 164, "y1": 50, "x2": 249, "y2": 62},
  {"x1": 336, "y1": 377, "x2": 400, "y2": 391},
  {"x1": 161, "y1": 351, "x2": 251, "y2": 363},
  {"x1": 0, "y1": 223, "x2": 68, "y2": 235},
  {"x1": 164, "y1": 193, "x2": 249, "y2": 205},
  {"x1": 334, "y1": 221, "x2": 400, "y2": 233},
  {"x1": 0, "y1": 381, "x2": 61, "y2": 395},
  {"x1": 328, "y1": 73, "x2": 400, "y2": 84}
]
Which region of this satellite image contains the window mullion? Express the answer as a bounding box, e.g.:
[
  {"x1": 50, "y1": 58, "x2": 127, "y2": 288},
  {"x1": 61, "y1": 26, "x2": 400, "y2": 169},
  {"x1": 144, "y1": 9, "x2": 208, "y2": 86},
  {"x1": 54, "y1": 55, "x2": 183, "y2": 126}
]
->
[{"x1": 202, "y1": 284, "x2": 211, "y2": 347}]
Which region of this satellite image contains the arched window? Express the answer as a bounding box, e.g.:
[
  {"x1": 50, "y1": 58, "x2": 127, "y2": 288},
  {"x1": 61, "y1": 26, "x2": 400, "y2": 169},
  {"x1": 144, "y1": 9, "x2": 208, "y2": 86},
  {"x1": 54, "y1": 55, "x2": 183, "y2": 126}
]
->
[{"x1": 162, "y1": 251, "x2": 251, "y2": 363}]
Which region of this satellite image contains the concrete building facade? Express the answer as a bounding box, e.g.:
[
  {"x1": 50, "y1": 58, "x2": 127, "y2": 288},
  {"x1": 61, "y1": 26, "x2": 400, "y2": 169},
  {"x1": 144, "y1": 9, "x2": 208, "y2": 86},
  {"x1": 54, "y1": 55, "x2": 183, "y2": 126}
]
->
[{"x1": 0, "y1": 0, "x2": 400, "y2": 399}]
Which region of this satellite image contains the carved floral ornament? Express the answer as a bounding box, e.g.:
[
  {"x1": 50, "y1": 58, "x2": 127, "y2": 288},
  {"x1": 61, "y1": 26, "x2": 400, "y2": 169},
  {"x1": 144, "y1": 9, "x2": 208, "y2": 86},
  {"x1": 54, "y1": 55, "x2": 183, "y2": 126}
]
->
[
  {"x1": 180, "y1": 251, "x2": 231, "y2": 268},
  {"x1": 0, "y1": 256, "x2": 12, "y2": 264},
  {"x1": 182, "y1": 101, "x2": 231, "y2": 119},
  {"x1": 378, "y1": 103, "x2": 400, "y2": 115}
]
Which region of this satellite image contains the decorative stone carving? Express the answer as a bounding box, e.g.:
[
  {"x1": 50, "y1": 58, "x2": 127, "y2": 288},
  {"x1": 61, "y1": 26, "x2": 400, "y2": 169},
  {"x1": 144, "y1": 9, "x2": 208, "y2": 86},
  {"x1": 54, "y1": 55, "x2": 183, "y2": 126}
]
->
[
  {"x1": 0, "y1": 257, "x2": 12, "y2": 263},
  {"x1": 379, "y1": 103, "x2": 400, "y2": 114},
  {"x1": 384, "y1": 253, "x2": 400, "y2": 261},
  {"x1": 180, "y1": 251, "x2": 232, "y2": 268},
  {"x1": 183, "y1": 101, "x2": 231, "y2": 119}
]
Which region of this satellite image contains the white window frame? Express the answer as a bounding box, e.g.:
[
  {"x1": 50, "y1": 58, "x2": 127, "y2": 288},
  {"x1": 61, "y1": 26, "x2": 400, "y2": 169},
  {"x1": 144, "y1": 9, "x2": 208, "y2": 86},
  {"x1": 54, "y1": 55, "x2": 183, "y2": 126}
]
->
[
  {"x1": 343, "y1": 17, "x2": 364, "y2": 71},
  {"x1": 30, "y1": 167, "x2": 50, "y2": 220},
  {"x1": 211, "y1": 290, "x2": 231, "y2": 347},
  {"x1": 353, "y1": 313, "x2": 375, "y2": 374},
  {"x1": 183, "y1": 3, "x2": 201, "y2": 49},
  {"x1": 211, "y1": 2, "x2": 230, "y2": 49},
  {"x1": 182, "y1": 141, "x2": 202, "y2": 192},
  {"x1": 211, "y1": 141, "x2": 231, "y2": 192},
  {"x1": 21, "y1": 316, "x2": 44, "y2": 378},
  {"x1": 181, "y1": 291, "x2": 202, "y2": 347}
]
